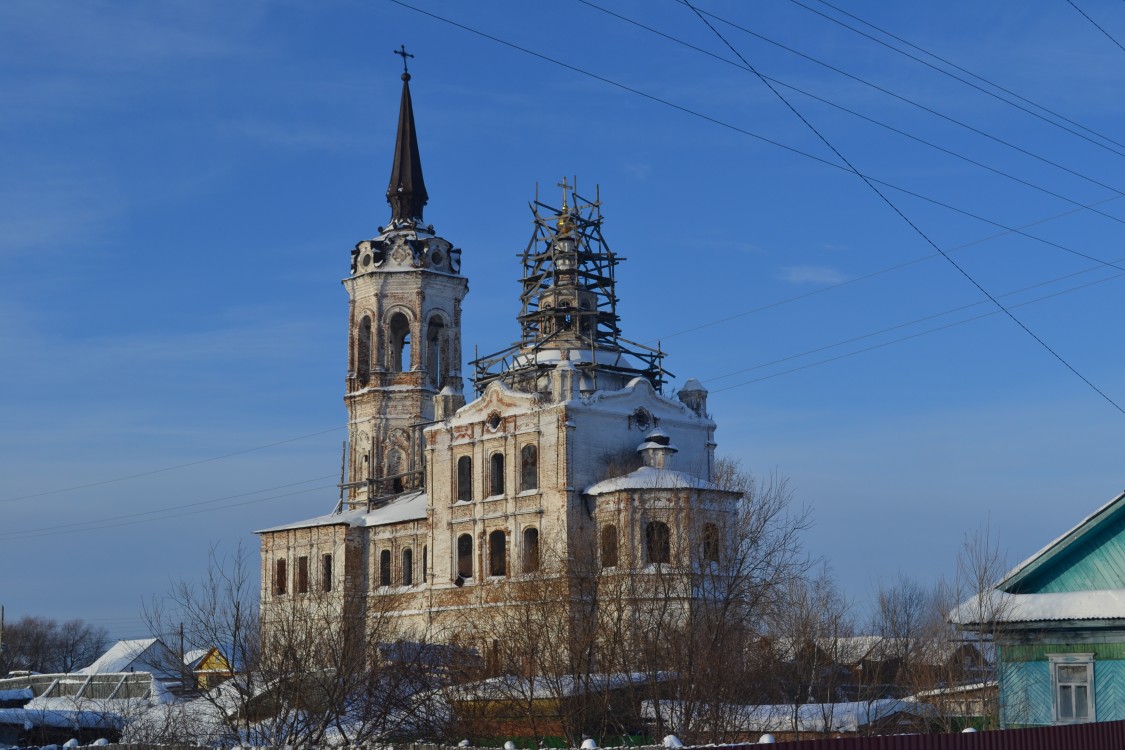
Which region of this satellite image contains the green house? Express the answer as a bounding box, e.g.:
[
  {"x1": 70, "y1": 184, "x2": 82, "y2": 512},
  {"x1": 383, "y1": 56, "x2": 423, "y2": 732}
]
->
[{"x1": 953, "y1": 490, "x2": 1125, "y2": 727}]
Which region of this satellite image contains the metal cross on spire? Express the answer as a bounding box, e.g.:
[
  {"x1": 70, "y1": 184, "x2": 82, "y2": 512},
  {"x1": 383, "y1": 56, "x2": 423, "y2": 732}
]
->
[{"x1": 394, "y1": 45, "x2": 414, "y2": 77}]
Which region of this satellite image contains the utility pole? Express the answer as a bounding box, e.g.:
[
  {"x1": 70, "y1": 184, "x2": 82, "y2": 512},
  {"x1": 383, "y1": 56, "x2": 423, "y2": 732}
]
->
[{"x1": 0, "y1": 604, "x2": 5, "y2": 674}]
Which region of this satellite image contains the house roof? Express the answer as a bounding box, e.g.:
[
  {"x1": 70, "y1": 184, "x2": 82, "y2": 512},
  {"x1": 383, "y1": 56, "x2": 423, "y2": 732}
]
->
[
  {"x1": 78, "y1": 638, "x2": 179, "y2": 680},
  {"x1": 256, "y1": 490, "x2": 428, "y2": 533},
  {"x1": 644, "y1": 699, "x2": 932, "y2": 733},
  {"x1": 998, "y1": 489, "x2": 1125, "y2": 593},
  {"x1": 951, "y1": 588, "x2": 1125, "y2": 626}
]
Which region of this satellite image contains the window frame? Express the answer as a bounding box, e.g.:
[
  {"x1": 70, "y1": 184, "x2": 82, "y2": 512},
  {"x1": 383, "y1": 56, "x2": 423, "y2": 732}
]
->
[
  {"x1": 522, "y1": 527, "x2": 540, "y2": 573},
  {"x1": 457, "y1": 533, "x2": 474, "y2": 580},
  {"x1": 646, "y1": 520, "x2": 672, "y2": 565},
  {"x1": 275, "y1": 558, "x2": 287, "y2": 596},
  {"x1": 379, "y1": 549, "x2": 392, "y2": 588},
  {"x1": 297, "y1": 555, "x2": 309, "y2": 594},
  {"x1": 402, "y1": 548, "x2": 414, "y2": 586},
  {"x1": 1050, "y1": 653, "x2": 1095, "y2": 724},
  {"x1": 488, "y1": 530, "x2": 508, "y2": 577},
  {"x1": 489, "y1": 452, "x2": 505, "y2": 497},
  {"x1": 520, "y1": 444, "x2": 538, "y2": 492},
  {"x1": 322, "y1": 553, "x2": 332, "y2": 592},
  {"x1": 601, "y1": 525, "x2": 618, "y2": 569},
  {"x1": 456, "y1": 455, "x2": 473, "y2": 502}
]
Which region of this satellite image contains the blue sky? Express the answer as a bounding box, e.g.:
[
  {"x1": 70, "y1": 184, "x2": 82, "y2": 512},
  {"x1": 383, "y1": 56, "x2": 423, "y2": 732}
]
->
[{"x1": 3, "y1": 0, "x2": 1125, "y2": 640}]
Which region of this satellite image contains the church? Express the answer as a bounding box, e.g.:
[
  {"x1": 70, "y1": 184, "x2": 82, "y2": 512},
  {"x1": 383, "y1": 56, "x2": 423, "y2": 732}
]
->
[{"x1": 257, "y1": 66, "x2": 740, "y2": 647}]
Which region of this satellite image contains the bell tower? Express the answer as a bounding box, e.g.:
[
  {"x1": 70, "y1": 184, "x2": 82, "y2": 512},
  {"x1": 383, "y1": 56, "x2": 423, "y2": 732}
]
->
[{"x1": 342, "y1": 57, "x2": 468, "y2": 508}]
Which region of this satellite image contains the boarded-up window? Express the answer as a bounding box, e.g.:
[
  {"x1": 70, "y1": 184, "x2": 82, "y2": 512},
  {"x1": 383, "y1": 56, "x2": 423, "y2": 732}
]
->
[
  {"x1": 490, "y1": 452, "x2": 505, "y2": 496},
  {"x1": 402, "y1": 548, "x2": 413, "y2": 586},
  {"x1": 322, "y1": 554, "x2": 333, "y2": 592},
  {"x1": 520, "y1": 444, "x2": 538, "y2": 491},
  {"x1": 275, "y1": 558, "x2": 287, "y2": 596},
  {"x1": 457, "y1": 534, "x2": 473, "y2": 579},
  {"x1": 646, "y1": 521, "x2": 671, "y2": 564},
  {"x1": 522, "y1": 527, "x2": 540, "y2": 573},
  {"x1": 601, "y1": 525, "x2": 618, "y2": 568},
  {"x1": 702, "y1": 523, "x2": 720, "y2": 564},
  {"x1": 297, "y1": 556, "x2": 309, "y2": 594},
  {"x1": 457, "y1": 456, "x2": 473, "y2": 501},
  {"x1": 489, "y1": 530, "x2": 507, "y2": 577},
  {"x1": 379, "y1": 549, "x2": 392, "y2": 587}
]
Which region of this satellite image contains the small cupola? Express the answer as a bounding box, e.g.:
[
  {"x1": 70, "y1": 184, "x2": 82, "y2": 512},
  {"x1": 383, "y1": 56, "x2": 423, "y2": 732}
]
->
[
  {"x1": 678, "y1": 378, "x2": 708, "y2": 417},
  {"x1": 637, "y1": 428, "x2": 677, "y2": 469}
]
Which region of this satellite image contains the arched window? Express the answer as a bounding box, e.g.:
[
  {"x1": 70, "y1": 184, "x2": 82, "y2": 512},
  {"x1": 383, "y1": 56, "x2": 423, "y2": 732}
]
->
[
  {"x1": 601, "y1": 525, "x2": 618, "y2": 569},
  {"x1": 702, "y1": 523, "x2": 720, "y2": 564},
  {"x1": 379, "y1": 549, "x2": 392, "y2": 587},
  {"x1": 489, "y1": 530, "x2": 507, "y2": 577},
  {"x1": 457, "y1": 534, "x2": 473, "y2": 579},
  {"x1": 422, "y1": 545, "x2": 428, "y2": 583},
  {"x1": 489, "y1": 452, "x2": 505, "y2": 496},
  {"x1": 426, "y1": 316, "x2": 444, "y2": 387},
  {"x1": 646, "y1": 521, "x2": 671, "y2": 565},
  {"x1": 457, "y1": 456, "x2": 473, "y2": 501},
  {"x1": 357, "y1": 315, "x2": 372, "y2": 386},
  {"x1": 402, "y1": 548, "x2": 413, "y2": 585},
  {"x1": 388, "y1": 312, "x2": 411, "y2": 372},
  {"x1": 522, "y1": 527, "x2": 540, "y2": 573},
  {"x1": 520, "y1": 444, "x2": 538, "y2": 492}
]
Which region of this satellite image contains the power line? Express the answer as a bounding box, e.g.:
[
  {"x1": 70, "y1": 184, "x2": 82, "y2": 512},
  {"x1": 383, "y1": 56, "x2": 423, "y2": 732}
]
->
[
  {"x1": 708, "y1": 268, "x2": 1125, "y2": 394},
  {"x1": 808, "y1": 0, "x2": 1125, "y2": 151},
  {"x1": 681, "y1": 2, "x2": 1125, "y2": 198},
  {"x1": 683, "y1": 0, "x2": 1125, "y2": 415},
  {"x1": 0, "y1": 475, "x2": 337, "y2": 538},
  {"x1": 704, "y1": 258, "x2": 1125, "y2": 387},
  {"x1": 578, "y1": 0, "x2": 1125, "y2": 230},
  {"x1": 1066, "y1": 0, "x2": 1125, "y2": 55},
  {"x1": 784, "y1": 0, "x2": 1125, "y2": 157},
  {"x1": 651, "y1": 194, "x2": 1125, "y2": 345},
  {"x1": 0, "y1": 425, "x2": 343, "y2": 504},
  {"x1": 0, "y1": 482, "x2": 337, "y2": 542}
]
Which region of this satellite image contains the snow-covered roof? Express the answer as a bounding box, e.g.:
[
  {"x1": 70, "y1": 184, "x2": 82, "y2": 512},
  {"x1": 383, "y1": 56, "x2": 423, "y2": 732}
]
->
[
  {"x1": 950, "y1": 588, "x2": 1125, "y2": 626},
  {"x1": 999, "y1": 490, "x2": 1125, "y2": 590},
  {"x1": 184, "y1": 648, "x2": 209, "y2": 669},
  {"x1": 449, "y1": 672, "x2": 675, "y2": 702},
  {"x1": 585, "y1": 466, "x2": 717, "y2": 495},
  {"x1": 908, "y1": 681, "x2": 996, "y2": 700},
  {"x1": 256, "y1": 490, "x2": 428, "y2": 533},
  {"x1": 644, "y1": 699, "x2": 931, "y2": 733},
  {"x1": 78, "y1": 639, "x2": 175, "y2": 677}
]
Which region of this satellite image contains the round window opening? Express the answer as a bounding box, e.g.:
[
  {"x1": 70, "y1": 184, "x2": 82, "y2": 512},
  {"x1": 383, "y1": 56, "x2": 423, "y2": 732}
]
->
[
  {"x1": 431, "y1": 248, "x2": 444, "y2": 266},
  {"x1": 632, "y1": 408, "x2": 651, "y2": 430},
  {"x1": 487, "y1": 412, "x2": 502, "y2": 431}
]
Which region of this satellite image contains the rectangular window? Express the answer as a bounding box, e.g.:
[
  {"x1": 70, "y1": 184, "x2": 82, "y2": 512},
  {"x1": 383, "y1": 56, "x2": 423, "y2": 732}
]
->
[
  {"x1": 1051, "y1": 654, "x2": 1095, "y2": 724},
  {"x1": 297, "y1": 555, "x2": 309, "y2": 594},
  {"x1": 275, "y1": 558, "x2": 287, "y2": 596},
  {"x1": 322, "y1": 554, "x2": 332, "y2": 592}
]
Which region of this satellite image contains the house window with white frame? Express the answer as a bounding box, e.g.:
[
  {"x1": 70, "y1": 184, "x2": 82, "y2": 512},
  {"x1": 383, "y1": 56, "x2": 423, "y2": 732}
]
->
[{"x1": 1050, "y1": 653, "x2": 1094, "y2": 724}]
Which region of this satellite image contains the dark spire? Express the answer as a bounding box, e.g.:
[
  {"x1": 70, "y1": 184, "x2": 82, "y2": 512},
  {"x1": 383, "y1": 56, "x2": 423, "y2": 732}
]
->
[{"x1": 386, "y1": 48, "x2": 428, "y2": 225}]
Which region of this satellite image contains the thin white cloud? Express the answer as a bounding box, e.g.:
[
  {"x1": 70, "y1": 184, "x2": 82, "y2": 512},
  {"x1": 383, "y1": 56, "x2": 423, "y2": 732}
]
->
[{"x1": 777, "y1": 264, "x2": 850, "y2": 284}]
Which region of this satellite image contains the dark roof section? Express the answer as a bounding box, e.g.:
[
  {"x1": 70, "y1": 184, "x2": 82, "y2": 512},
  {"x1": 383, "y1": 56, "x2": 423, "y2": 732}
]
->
[{"x1": 386, "y1": 72, "x2": 428, "y2": 224}]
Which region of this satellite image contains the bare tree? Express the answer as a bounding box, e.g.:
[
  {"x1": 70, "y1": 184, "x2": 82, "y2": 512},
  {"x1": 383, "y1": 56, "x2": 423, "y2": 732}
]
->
[
  {"x1": 140, "y1": 543, "x2": 435, "y2": 748},
  {"x1": 0, "y1": 616, "x2": 108, "y2": 675}
]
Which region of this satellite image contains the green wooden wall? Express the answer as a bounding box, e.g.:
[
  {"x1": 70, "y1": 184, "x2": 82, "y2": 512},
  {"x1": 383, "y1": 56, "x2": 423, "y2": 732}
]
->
[
  {"x1": 1000, "y1": 655, "x2": 1125, "y2": 725},
  {"x1": 1012, "y1": 508, "x2": 1125, "y2": 593}
]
